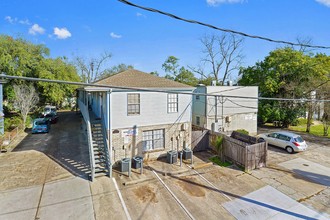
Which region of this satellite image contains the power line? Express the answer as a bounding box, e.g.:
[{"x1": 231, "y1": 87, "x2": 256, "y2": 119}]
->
[
  {"x1": 1, "y1": 74, "x2": 329, "y2": 102},
  {"x1": 117, "y1": 0, "x2": 330, "y2": 50}
]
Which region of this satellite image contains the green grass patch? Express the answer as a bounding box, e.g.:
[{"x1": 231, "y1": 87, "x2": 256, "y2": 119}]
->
[
  {"x1": 209, "y1": 156, "x2": 232, "y2": 167},
  {"x1": 289, "y1": 124, "x2": 329, "y2": 137}
]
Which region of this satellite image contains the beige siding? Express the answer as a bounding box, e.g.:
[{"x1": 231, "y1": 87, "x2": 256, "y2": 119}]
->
[{"x1": 111, "y1": 122, "x2": 192, "y2": 163}]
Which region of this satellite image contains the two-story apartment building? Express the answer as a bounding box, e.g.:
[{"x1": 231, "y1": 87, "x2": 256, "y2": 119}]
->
[
  {"x1": 192, "y1": 85, "x2": 258, "y2": 135},
  {"x1": 78, "y1": 69, "x2": 194, "y2": 170}
]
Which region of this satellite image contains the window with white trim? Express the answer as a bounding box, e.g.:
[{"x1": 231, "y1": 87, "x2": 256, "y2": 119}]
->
[
  {"x1": 196, "y1": 116, "x2": 200, "y2": 126},
  {"x1": 167, "y1": 93, "x2": 178, "y2": 113},
  {"x1": 143, "y1": 129, "x2": 164, "y2": 151},
  {"x1": 127, "y1": 93, "x2": 140, "y2": 115}
]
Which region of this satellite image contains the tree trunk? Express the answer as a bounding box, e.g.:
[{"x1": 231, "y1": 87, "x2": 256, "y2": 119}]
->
[
  {"x1": 324, "y1": 125, "x2": 329, "y2": 136},
  {"x1": 306, "y1": 104, "x2": 313, "y2": 133}
]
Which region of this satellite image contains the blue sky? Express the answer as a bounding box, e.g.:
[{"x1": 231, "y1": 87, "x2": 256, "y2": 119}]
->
[{"x1": 1, "y1": 0, "x2": 330, "y2": 80}]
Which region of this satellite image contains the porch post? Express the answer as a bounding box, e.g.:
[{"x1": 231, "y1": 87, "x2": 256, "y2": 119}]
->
[
  {"x1": 0, "y1": 78, "x2": 6, "y2": 135},
  {"x1": 107, "y1": 89, "x2": 113, "y2": 177}
]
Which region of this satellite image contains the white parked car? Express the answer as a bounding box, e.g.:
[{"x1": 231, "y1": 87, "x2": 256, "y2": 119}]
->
[
  {"x1": 258, "y1": 131, "x2": 308, "y2": 153},
  {"x1": 43, "y1": 105, "x2": 57, "y2": 116}
]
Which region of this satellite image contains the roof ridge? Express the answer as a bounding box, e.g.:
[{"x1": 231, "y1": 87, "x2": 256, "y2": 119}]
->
[{"x1": 94, "y1": 69, "x2": 192, "y2": 88}]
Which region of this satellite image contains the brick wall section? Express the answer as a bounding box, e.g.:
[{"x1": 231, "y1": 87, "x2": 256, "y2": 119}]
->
[{"x1": 111, "y1": 122, "x2": 191, "y2": 163}]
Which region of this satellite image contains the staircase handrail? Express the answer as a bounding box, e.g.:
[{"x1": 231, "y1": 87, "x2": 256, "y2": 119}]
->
[
  {"x1": 100, "y1": 107, "x2": 111, "y2": 176},
  {"x1": 78, "y1": 99, "x2": 95, "y2": 181}
]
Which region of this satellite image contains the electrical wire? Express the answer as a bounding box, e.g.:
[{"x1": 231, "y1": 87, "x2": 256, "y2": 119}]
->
[
  {"x1": 1, "y1": 74, "x2": 329, "y2": 102},
  {"x1": 225, "y1": 98, "x2": 258, "y2": 110},
  {"x1": 117, "y1": 0, "x2": 330, "y2": 50}
]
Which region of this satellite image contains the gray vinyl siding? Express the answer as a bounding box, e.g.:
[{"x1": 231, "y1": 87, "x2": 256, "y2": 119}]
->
[{"x1": 111, "y1": 90, "x2": 192, "y2": 129}]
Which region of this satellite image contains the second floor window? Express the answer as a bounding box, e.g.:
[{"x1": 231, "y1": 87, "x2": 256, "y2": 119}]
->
[
  {"x1": 168, "y1": 93, "x2": 178, "y2": 113},
  {"x1": 127, "y1": 93, "x2": 140, "y2": 115}
]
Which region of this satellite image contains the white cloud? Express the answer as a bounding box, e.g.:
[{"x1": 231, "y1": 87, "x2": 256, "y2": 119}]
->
[
  {"x1": 4, "y1": 16, "x2": 17, "y2": 24},
  {"x1": 19, "y1": 19, "x2": 31, "y2": 25},
  {"x1": 136, "y1": 12, "x2": 146, "y2": 18},
  {"x1": 110, "y1": 32, "x2": 122, "y2": 39},
  {"x1": 53, "y1": 27, "x2": 72, "y2": 39},
  {"x1": 29, "y1": 24, "x2": 45, "y2": 35},
  {"x1": 315, "y1": 0, "x2": 330, "y2": 7},
  {"x1": 207, "y1": 0, "x2": 245, "y2": 6}
]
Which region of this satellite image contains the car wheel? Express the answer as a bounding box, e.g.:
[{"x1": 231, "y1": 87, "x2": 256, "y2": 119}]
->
[{"x1": 286, "y1": 146, "x2": 294, "y2": 154}]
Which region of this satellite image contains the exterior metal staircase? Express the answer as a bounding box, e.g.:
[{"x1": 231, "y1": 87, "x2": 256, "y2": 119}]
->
[
  {"x1": 91, "y1": 121, "x2": 111, "y2": 178},
  {"x1": 78, "y1": 99, "x2": 111, "y2": 181}
]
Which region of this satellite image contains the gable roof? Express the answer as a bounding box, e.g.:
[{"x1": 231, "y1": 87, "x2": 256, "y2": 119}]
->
[{"x1": 94, "y1": 69, "x2": 192, "y2": 88}]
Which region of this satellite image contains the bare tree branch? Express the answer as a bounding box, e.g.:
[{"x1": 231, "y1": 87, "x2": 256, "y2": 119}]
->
[
  {"x1": 13, "y1": 84, "x2": 39, "y2": 128},
  {"x1": 74, "y1": 51, "x2": 112, "y2": 83},
  {"x1": 196, "y1": 33, "x2": 244, "y2": 85}
]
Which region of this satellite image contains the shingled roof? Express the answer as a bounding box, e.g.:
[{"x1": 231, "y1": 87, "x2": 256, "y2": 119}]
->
[{"x1": 94, "y1": 69, "x2": 192, "y2": 88}]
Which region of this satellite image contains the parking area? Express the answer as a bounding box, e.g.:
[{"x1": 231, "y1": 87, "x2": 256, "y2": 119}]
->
[{"x1": 0, "y1": 113, "x2": 329, "y2": 219}]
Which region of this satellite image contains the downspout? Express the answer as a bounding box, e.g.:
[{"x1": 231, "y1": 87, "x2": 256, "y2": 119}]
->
[{"x1": 107, "y1": 89, "x2": 113, "y2": 178}]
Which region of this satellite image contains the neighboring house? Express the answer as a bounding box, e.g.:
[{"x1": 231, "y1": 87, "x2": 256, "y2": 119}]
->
[
  {"x1": 192, "y1": 85, "x2": 258, "y2": 135},
  {"x1": 78, "y1": 69, "x2": 194, "y2": 168}
]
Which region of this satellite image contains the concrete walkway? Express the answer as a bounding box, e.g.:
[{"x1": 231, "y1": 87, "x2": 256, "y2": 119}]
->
[
  {"x1": 0, "y1": 177, "x2": 94, "y2": 220},
  {"x1": 223, "y1": 185, "x2": 329, "y2": 220},
  {"x1": 0, "y1": 176, "x2": 128, "y2": 220}
]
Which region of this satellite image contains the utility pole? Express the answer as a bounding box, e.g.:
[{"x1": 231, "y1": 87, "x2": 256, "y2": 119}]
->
[
  {"x1": 221, "y1": 96, "x2": 224, "y2": 132},
  {"x1": 215, "y1": 95, "x2": 218, "y2": 123}
]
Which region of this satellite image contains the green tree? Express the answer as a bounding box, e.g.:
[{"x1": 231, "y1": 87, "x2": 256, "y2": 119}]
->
[
  {"x1": 239, "y1": 47, "x2": 329, "y2": 128},
  {"x1": 0, "y1": 35, "x2": 80, "y2": 109},
  {"x1": 162, "y1": 56, "x2": 179, "y2": 77},
  {"x1": 149, "y1": 71, "x2": 159, "y2": 76},
  {"x1": 98, "y1": 63, "x2": 133, "y2": 80},
  {"x1": 162, "y1": 56, "x2": 198, "y2": 86}
]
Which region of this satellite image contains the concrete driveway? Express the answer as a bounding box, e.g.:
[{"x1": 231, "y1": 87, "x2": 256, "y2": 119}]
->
[
  {"x1": 251, "y1": 126, "x2": 330, "y2": 217},
  {"x1": 1, "y1": 115, "x2": 329, "y2": 220}
]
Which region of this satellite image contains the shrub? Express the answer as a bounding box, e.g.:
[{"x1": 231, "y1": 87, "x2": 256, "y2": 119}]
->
[
  {"x1": 236, "y1": 129, "x2": 249, "y2": 135},
  {"x1": 4, "y1": 116, "x2": 23, "y2": 131}
]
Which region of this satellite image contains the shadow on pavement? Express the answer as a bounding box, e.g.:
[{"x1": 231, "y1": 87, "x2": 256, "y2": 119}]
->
[
  {"x1": 165, "y1": 170, "x2": 320, "y2": 220},
  {"x1": 13, "y1": 111, "x2": 91, "y2": 180},
  {"x1": 292, "y1": 169, "x2": 330, "y2": 187}
]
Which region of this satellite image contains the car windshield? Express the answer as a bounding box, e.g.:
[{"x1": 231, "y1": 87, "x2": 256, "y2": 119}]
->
[
  {"x1": 35, "y1": 120, "x2": 47, "y2": 125},
  {"x1": 294, "y1": 136, "x2": 304, "y2": 143}
]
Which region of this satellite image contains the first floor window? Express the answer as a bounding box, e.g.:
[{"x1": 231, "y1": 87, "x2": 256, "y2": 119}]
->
[
  {"x1": 196, "y1": 116, "x2": 200, "y2": 126},
  {"x1": 143, "y1": 129, "x2": 164, "y2": 151}
]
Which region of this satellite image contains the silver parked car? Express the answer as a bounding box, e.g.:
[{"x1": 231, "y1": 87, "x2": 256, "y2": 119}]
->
[{"x1": 258, "y1": 131, "x2": 308, "y2": 153}]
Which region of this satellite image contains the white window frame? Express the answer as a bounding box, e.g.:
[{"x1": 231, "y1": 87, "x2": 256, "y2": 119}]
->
[
  {"x1": 142, "y1": 129, "x2": 165, "y2": 151},
  {"x1": 127, "y1": 93, "x2": 140, "y2": 115},
  {"x1": 167, "y1": 93, "x2": 178, "y2": 113}
]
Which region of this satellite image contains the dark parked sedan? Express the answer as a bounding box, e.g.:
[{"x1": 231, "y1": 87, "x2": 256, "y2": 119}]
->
[{"x1": 40, "y1": 112, "x2": 58, "y2": 124}]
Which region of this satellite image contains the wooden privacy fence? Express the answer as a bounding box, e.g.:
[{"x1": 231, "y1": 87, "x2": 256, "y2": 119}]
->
[
  {"x1": 0, "y1": 125, "x2": 24, "y2": 150},
  {"x1": 191, "y1": 130, "x2": 209, "y2": 152},
  {"x1": 192, "y1": 130, "x2": 267, "y2": 172},
  {"x1": 221, "y1": 135, "x2": 267, "y2": 172}
]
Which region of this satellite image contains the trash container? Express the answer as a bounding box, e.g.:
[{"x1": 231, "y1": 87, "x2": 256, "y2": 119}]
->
[
  {"x1": 132, "y1": 156, "x2": 143, "y2": 169},
  {"x1": 120, "y1": 158, "x2": 130, "y2": 172},
  {"x1": 182, "y1": 148, "x2": 192, "y2": 160},
  {"x1": 167, "y1": 150, "x2": 178, "y2": 164}
]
